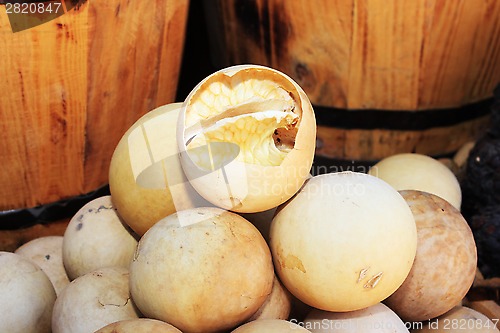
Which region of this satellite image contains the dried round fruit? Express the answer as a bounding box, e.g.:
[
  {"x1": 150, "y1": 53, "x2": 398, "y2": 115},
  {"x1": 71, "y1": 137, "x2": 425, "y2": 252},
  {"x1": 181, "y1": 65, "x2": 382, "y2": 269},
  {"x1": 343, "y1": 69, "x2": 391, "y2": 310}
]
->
[
  {"x1": 270, "y1": 172, "x2": 417, "y2": 312},
  {"x1": 384, "y1": 190, "x2": 477, "y2": 322},
  {"x1": 247, "y1": 275, "x2": 292, "y2": 321},
  {"x1": 129, "y1": 207, "x2": 274, "y2": 333},
  {"x1": 109, "y1": 103, "x2": 211, "y2": 236},
  {"x1": 0, "y1": 252, "x2": 56, "y2": 333},
  {"x1": 178, "y1": 65, "x2": 316, "y2": 213},
  {"x1": 52, "y1": 267, "x2": 140, "y2": 333},
  {"x1": 62, "y1": 196, "x2": 138, "y2": 280},
  {"x1": 368, "y1": 153, "x2": 462, "y2": 210},
  {"x1": 15, "y1": 236, "x2": 69, "y2": 296}
]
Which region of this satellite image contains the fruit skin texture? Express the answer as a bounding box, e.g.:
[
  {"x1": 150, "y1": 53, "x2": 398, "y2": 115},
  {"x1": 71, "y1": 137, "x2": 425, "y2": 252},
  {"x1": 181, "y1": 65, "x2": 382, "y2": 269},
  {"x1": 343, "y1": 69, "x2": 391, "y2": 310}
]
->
[
  {"x1": 412, "y1": 306, "x2": 499, "y2": 332},
  {"x1": 270, "y1": 172, "x2": 417, "y2": 312},
  {"x1": 109, "y1": 103, "x2": 210, "y2": 236},
  {"x1": 231, "y1": 319, "x2": 312, "y2": 332},
  {"x1": 304, "y1": 302, "x2": 409, "y2": 333},
  {"x1": 94, "y1": 318, "x2": 182, "y2": 333},
  {"x1": 15, "y1": 235, "x2": 70, "y2": 296},
  {"x1": 129, "y1": 207, "x2": 275, "y2": 333},
  {"x1": 178, "y1": 64, "x2": 316, "y2": 213},
  {"x1": 368, "y1": 153, "x2": 462, "y2": 210},
  {"x1": 0, "y1": 252, "x2": 56, "y2": 333},
  {"x1": 62, "y1": 196, "x2": 138, "y2": 280},
  {"x1": 52, "y1": 267, "x2": 140, "y2": 333},
  {"x1": 247, "y1": 275, "x2": 292, "y2": 321},
  {"x1": 385, "y1": 190, "x2": 477, "y2": 322}
]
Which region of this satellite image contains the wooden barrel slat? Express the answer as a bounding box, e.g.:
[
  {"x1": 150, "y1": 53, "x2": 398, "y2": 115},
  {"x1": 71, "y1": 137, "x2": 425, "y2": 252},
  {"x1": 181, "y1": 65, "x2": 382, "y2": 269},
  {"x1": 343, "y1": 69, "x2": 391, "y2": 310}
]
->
[
  {"x1": 210, "y1": 0, "x2": 500, "y2": 110},
  {"x1": 0, "y1": 0, "x2": 189, "y2": 211},
  {"x1": 0, "y1": 5, "x2": 88, "y2": 208},
  {"x1": 418, "y1": 0, "x2": 500, "y2": 109},
  {"x1": 348, "y1": 0, "x2": 424, "y2": 110},
  {"x1": 207, "y1": 0, "x2": 499, "y2": 160}
]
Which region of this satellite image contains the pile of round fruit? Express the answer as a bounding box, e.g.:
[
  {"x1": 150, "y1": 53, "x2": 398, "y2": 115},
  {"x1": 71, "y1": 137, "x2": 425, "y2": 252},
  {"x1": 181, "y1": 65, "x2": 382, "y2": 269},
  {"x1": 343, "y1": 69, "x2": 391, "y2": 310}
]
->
[{"x1": 1, "y1": 65, "x2": 498, "y2": 333}]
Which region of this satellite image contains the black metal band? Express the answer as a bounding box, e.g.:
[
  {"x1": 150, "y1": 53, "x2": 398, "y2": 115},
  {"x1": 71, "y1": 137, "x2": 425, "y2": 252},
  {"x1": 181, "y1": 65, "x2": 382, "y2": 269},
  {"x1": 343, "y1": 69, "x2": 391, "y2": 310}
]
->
[
  {"x1": 314, "y1": 99, "x2": 493, "y2": 131},
  {"x1": 0, "y1": 185, "x2": 110, "y2": 230}
]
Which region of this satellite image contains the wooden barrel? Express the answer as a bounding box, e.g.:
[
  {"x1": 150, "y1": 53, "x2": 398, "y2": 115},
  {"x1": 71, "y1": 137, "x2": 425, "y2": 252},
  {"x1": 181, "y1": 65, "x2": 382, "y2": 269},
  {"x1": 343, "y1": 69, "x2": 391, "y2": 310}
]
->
[
  {"x1": 0, "y1": 0, "x2": 189, "y2": 211},
  {"x1": 205, "y1": 0, "x2": 500, "y2": 160}
]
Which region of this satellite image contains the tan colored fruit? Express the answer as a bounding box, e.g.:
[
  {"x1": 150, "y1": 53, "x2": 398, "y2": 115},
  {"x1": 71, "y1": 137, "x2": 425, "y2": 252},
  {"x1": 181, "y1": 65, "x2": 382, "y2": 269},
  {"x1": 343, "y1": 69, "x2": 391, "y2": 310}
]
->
[
  {"x1": 0, "y1": 252, "x2": 56, "y2": 333},
  {"x1": 94, "y1": 318, "x2": 182, "y2": 333},
  {"x1": 304, "y1": 303, "x2": 409, "y2": 333},
  {"x1": 178, "y1": 65, "x2": 316, "y2": 213},
  {"x1": 248, "y1": 275, "x2": 292, "y2": 321},
  {"x1": 368, "y1": 153, "x2": 462, "y2": 210},
  {"x1": 129, "y1": 207, "x2": 274, "y2": 333},
  {"x1": 52, "y1": 267, "x2": 140, "y2": 333},
  {"x1": 63, "y1": 196, "x2": 138, "y2": 280},
  {"x1": 385, "y1": 190, "x2": 477, "y2": 322},
  {"x1": 412, "y1": 306, "x2": 499, "y2": 332},
  {"x1": 270, "y1": 172, "x2": 417, "y2": 312},
  {"x1": 232, "y1": 319, "x2": 312, "y2": 332},
  {"x1": 109, "y1": 103, "x2": 210, "y2": 236},
  {"x1": 15, "y1": 236, "x2": 70, "y2": 296}
]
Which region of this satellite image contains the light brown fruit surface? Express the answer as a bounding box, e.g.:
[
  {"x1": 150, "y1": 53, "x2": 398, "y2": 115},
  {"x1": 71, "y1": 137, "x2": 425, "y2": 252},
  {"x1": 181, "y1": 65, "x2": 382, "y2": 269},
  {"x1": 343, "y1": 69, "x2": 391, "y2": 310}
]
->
[
  {"x1": 62, "y1": 196, "x2": 138, "y2": 280},
  {"x1": 52, "y1": 267, "x2": 140, "y2": 333},
  {"x1": 368, "y1": 153, "x2": 462, "y2": 210},
  {"x1": 385, "y1": 190, "x2": 477, "y2": 322},
  {"x1": 15, "y1": 235, "x2": 70, "y2": 296},
  {"x1": 248, "y1": 275, "x2": 292, "y2": 321},
  {"x1": 178, "y1": 65, "x2": 316, "y2": 213},
  {"x1": 0, "y1": 251, "x2": 56, "y2": 333},
  {"x1": 94, "y1": 318, "x2": 182, "y2": 333},
  {"x1": 304, "y1": 303, "x2": 409, "y2": 332},
  {"x1": 109, "y1": 103, "x2": 210, "y2": 236},
  {"x1": 129, "y1": 207, "x2": 274, "y2": 333},
  {"x1": 270, "y1": 172, "x2": 417, "y2": 312},
  {"x1": 232, "y1": 319, "x2": 312, "y2": 332}
]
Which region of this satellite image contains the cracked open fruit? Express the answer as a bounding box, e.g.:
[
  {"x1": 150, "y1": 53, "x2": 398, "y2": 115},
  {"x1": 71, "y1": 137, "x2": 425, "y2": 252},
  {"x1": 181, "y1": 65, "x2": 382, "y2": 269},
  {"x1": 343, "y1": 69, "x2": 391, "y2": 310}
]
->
[{"x1": 178, "y1": 65, "x2": 316, "y2": 213}]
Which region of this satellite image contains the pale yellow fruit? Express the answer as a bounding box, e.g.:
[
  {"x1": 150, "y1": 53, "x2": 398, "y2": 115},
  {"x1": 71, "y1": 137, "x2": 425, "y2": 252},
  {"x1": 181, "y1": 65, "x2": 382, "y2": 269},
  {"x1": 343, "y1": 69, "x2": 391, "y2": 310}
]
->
[
  {"x1": 63, "y1": 196, "x2": 138, "y2": 280},
  {"x1": 52, "y1": 267, "x2": 140, "y2": 333},
  {"x1": 129, "y1": 207, "x2": 274, "y2": 333},
  {"x1": 109, "y1": 103, "x2": 211, "y2": 236},
  {"x1": 0, "y1": 252, "x2": 56, "y2": 333},
  {"x1": 304, "y1": 303, "x2": 409, "y2": 333},
  {"x1": 385, "y1": 190, "x2": 477, "y2": 322},
  {"x1": 232, "y1": 319, "x2": 312, "y2": 332},
  {"x1": 15, "y1": 236, "x2": 70, "y2": 296},
  {"x1": 270, "y1": 172, "x2": 417, "y2": 312},
  {"x1": 412, "y1": 306, "x2": 499, "y2": 332},
  {"x1": 248, "y1": 275, "x2": 292, "y2": 321},
  {"x1": 178, "y1": 65, "x2": 316, "y2": 213},
  {"x1": 368, "y1": 153, "x2": 462, "y2": 210},
  {"x1": 94, "y1": 318, "x2": 182, "y2": 333}
]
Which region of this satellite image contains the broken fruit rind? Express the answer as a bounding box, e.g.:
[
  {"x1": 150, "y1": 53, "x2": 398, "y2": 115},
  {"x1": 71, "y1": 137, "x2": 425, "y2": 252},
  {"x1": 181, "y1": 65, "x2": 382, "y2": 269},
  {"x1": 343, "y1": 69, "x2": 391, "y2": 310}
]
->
[{"x1": 178, "y1": 65, "x2": 316, "y2": 213}]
